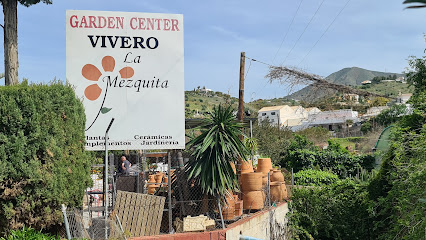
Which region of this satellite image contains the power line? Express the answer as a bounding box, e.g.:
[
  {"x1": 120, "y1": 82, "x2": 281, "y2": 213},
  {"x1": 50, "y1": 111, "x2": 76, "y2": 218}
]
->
[
  {"x1": 272, "y1": 0, "x2": 304, "y2": 64},
  {"x1": 298, "y1": 0, "x2": 351, "y2": 66},
  {"x1": 281, "y1": 0, "x2": 326, "y2": 66},
  {"x1": 245, "y1": 56, "x2": 274, "y2": 67}
]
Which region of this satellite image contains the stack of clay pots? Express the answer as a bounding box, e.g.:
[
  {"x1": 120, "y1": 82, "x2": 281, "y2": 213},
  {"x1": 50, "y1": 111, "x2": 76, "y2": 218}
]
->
[
  {"x1": 238, "y1": 159, "x2": 254, "y2": 173},
  {"x1": 269, "y1": 169, "x2": 287, "y2": 203},
  {"x1": 147, "y1": 174, "x2": 157, "y2": 194},
  {"x1": 240, "y1": 172, "x2": 264, "y2": 210},
  {"x1": 221, "y1": 194, "x2": 236, "y2": 220},
  {"x1": 255, "y1": 158, "x2": 273, "y2": 186},
  {"x1": 234, "y1": 198, "x2": 243, "y2": 217}
]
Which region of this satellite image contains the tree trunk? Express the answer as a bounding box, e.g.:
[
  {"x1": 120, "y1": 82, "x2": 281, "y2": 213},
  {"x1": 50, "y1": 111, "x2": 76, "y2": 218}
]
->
[{"x1": 3, "y1": 0, "x2": 19, "y2": 85}]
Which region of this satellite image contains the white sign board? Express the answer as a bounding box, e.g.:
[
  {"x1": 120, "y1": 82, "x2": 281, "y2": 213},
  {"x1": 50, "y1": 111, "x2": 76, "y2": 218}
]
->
[{"x1": 66, "y1": 10, "x2": 184, "y2": 150}]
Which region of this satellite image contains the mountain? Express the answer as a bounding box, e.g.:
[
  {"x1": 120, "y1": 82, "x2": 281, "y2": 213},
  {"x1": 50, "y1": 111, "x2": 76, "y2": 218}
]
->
[
  {"x1": 325, "y1": 67, "x2": 403, "y2": 86},
  {"x1": 286, "y1": 67, "x2": 404, "y2": 101}
]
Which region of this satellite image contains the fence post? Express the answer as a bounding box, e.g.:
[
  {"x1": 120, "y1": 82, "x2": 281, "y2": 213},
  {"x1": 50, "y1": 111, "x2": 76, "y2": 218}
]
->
[
  {"x1": 61, "y1": 204, "x2": 71, "y2": 240},
  {"x1": 168, "y1": 151, "x2": 173, "y2": 233}
]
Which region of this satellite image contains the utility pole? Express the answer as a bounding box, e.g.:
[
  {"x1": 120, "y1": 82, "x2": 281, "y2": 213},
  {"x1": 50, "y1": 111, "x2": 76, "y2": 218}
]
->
[{"x1": 237, "y1": 52, "x2": 245, "y2": 127}]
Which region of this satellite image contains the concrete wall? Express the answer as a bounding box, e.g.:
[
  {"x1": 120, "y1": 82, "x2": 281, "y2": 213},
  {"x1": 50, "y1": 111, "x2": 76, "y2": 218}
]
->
[
  {"x1": 225, "y1": 202, "x2": 289, "y2": 240},
  {"x1": 131, "y1": 202, "x2": 289, "y2": 240}
]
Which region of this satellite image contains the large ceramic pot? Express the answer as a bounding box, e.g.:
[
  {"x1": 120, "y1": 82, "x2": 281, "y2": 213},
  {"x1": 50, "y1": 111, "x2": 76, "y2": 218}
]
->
[
  {"x1": 270, "y1": 182, "x2": 283, "y2": 203},
  {"x1": 222, "y1": 194, "x2": 236, "y2": 220},
  {"x1": 281, "y1": 184, "x2": 288, "y2": 200},
  {"x1": 242, "y1": 191, "x2": 264, "y2": 210},
  {"x1": 239, "y1": 160, "x2": 254, "y2": 173},
  {"x1": 155, "y1": 172, "x2": 163, "y2": 183},
  {"x1": 256, "y1": 158, "x2": 272, "y2": 173},
  {"x1": 271, "y1": 169, "x2": 285, "y2": 182},
  {"x1": 147, "y1": 185, "x2": 157, "y2": 194},
  {"x1": 261, "y1": 172, "x2": 269, "y2": 186},
  {"x1": 234, "y1": 200, "x2": 243, "y2": 217},
  {"x1": 241, "y1": 172, "x2": 263, "y2": 191}
]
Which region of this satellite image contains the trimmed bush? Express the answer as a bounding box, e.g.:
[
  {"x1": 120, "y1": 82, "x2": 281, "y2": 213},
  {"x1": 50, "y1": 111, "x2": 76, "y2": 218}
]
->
[
  {"x1": 0, "y1": 82, "x2": 92, "y2": 233},
  {"x1": 294, "y1": 169, "x2": 340, "y2": 186}
]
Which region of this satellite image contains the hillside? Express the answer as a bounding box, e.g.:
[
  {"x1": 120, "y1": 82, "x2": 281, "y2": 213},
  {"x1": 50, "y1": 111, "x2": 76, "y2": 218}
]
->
[
  {"x1": 326, "y1": 67, "x2": 403, "y2": 86},
  {"x1": 287, "y1": 67, "x2": 404, "y2": 101},
  {"x1": 356, "y1": 81, "x2": 414, "y2": 97}
]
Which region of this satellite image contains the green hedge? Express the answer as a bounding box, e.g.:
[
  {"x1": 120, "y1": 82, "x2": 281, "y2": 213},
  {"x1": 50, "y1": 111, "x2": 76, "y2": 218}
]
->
[
  {"x1": 294, "y1": 169, "x2": 340, "y2": 186},
  {"x1": 288, "y1": 179, "x2": 372, "y2": 240},
  {"x1": 0, "y1": 82, "x2": 91, "y2": 233}
]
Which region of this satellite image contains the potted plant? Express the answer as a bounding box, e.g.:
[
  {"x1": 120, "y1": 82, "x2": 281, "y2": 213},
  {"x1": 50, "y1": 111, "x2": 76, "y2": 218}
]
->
[{"x1": 186, "y1": 105, "x2": 249, "y2": 224}]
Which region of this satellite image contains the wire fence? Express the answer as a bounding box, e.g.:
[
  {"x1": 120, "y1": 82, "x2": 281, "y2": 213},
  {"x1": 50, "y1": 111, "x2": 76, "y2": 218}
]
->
[
  {"x1": 65, "y1": 152, "x2": 289, "y2": 239},
  {"x1": 62, "y1": 208, "x2": 126, "y2": 240}
]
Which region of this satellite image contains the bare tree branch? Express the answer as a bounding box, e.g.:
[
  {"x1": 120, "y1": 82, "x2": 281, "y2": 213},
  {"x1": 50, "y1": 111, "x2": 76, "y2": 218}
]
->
[{"x1": 266, "y1": 65, "x2": 394, "y2": 99}]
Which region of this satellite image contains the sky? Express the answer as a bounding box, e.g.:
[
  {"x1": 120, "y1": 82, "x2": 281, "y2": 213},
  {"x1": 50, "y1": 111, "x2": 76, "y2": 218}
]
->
[{"x1": 1, "y1": 0, "x2": 425, "y2": 100}]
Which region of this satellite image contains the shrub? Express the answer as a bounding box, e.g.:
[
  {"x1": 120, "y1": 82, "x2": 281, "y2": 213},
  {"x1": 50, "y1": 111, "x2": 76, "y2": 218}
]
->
[
  {"x1": 288, "y1": 179, "x2": 373, "y2": 240},
  {"x1": 0, "y1": 226, "x2": 59, "y2": 240},
  {"x1": 0, "y1": 82, "x2": 92, "y2": 233},
  {"x1": 294, "y1": 169, "x2": 340, "y2": 186},
  {"x1": 281, "y1": 136, "x2": 375, "y2": 177},
  {"x1": 253, "y1": 121, "x2": 293, "y2": 165}
]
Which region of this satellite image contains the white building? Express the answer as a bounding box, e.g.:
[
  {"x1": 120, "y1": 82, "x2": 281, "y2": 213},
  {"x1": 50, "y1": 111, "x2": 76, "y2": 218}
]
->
[
  {"x1": 396, "y1": 93, "x2": 412, "y2": 104},
  {"x1": 305, "y1": 109, "x2": 359, "y2": 131},
  {"x1": 258, "y1": 105, "x2": 321, "y2": 131}
]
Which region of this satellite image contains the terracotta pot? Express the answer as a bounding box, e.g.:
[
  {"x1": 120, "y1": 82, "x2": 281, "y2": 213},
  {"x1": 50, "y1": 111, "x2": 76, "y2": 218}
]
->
[
  {"x1": 270, "y1": 182, "x2": 283, "y2": 203},
  {"x1": 234, "y1": 200, "x2": 243, "y2": 217},
  {"x1": 230, "y1": 162, "x2": 237, "y2": 174},
  {"x1": 256, "y1": 158, "x2": 272, "y2": 173},
  {"x1": 147, "y1": 185, "x2": 157, "y2": 194},
  {"x1": 233, "y1": 194, "x2": 239, "y2": 201},
  {"x1": 281, "y1": 184, "x2": 288, "y2": 200},
  {"x1": 241, "y1": 172, "x2": 263, "y2": 191},
  {"x1": 262, "y1": 172, "x2": 269, "y2": 186},
  {"x1": 271, "y1": 170, "x2": 285, "y2": 182},
  {"x1": 222, "y1": 194, "x2": 236, "y2": 220},
  {"x1": 242, "y1": 191, "x2": 264, "y2": 210},
  {"x1": 239, "y1": 160, "x2": 254, "y2": 173},
  {"x1": 155, "y1": 172, "x2": 163, "y2": 183},
  {"x1": 164, "y1": 176, "x2": 168, "y2": 183}
]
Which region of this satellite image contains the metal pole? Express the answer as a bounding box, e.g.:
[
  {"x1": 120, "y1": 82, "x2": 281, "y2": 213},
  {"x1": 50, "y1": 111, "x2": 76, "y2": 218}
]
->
[
  {"x1": 216, "y1": 194, "x2": 225, "y2": 229},
  {"x1": 104, "y1": 118, "x2": 115, "y2": 240},
  {"x1": 250, "y1": 120, "x2": 253, "y2": 138},
  {"x1": 267, "y1": 172, "x2": 271, "y2": 208},
  {"x1": 168, "y1": 151, "x2": 173, "y2": 233},
  {"x1": 61, "y1": 204, "x2": 71, "y2": 240}
]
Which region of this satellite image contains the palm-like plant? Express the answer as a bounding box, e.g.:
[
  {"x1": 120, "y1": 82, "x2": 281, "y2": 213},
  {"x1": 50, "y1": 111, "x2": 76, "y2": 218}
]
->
[
  {"x1": 186, "y1": 105, "x2": 249, "y2": 196},
  {"x1": 403, "y1": 0, "x2": 426, "y2": 8}
]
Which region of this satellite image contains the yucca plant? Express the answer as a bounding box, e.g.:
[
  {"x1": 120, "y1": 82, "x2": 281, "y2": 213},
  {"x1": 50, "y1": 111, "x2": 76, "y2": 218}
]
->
[{"x1": 186, "y1": 105, "x2": 250, "y2": 197}]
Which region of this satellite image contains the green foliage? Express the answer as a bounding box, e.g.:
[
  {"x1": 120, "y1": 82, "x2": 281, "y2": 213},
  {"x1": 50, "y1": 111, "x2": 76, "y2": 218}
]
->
[
  {"x1": 281, "y1": 136, "x2": 375, "y2": 177},
  {"x1": 288, "y1": 179, "x2": 373, "y2": 240},
  {"x1": 186, "y1": 105, "x2": 249, "y2": 196},
  {"x1": 370, "y1": 97, "x2": 390, "y2": 107},
  {"x1": 295, "y1": 127, "x2": 330, "y2": 145},
  {"x1": 243, "y1": 137, "x2": 258, "y2": 157},
  {"x1": 403, "y1": 0, "x2": 426, "y2": 9},
  {"x1": 0, "y1": 226, "x2": 59, "y2": 240},
  {"x1": 253, "y1": 120, "x2": 293, "y2": 165},
  {"x1": 406, "y1": 56, "x2": 426, "y2": 113},
  {"x1": 375, "y1": 104, "x2": 407, "y2": 126},
  {"x1": 0, "y1": 82, "x2": 92, "y2": 233},
  {"x1": 361, "y1": 121, "x2": 372, "y2": 134},
  {"x1": 18, "y1": 1, "x2": 52, "y2": 7},
  {"x1": 368, "y1": 124, "x2": 426, "y2": 239},
  {"x1": 294, "y1": 169, "x2": 340, "y2": 186}
]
